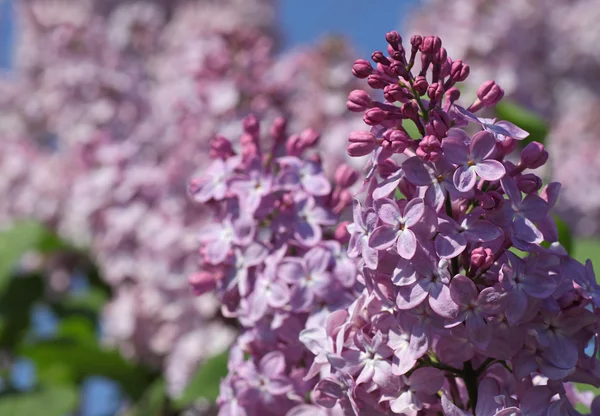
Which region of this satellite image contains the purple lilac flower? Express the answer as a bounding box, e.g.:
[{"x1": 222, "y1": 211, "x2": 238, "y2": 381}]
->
[{"x1": 294, "y1": 32, "x2": 600, "y2": 415}]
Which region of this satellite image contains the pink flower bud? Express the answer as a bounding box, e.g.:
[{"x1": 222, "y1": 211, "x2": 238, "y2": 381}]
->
[
  {"x1": 285, "y1": 134, "x2": 302, "y2": 156},
  {"x1": 412, "y1": 75, "x2": 428, "y2": 96},
  {"x1": 377, "y1": 158, "x2": 399, "y2": 178},
  {"x1": 367, "y1": 74, "x2": 388, "y2": 89},
  {"x1": 270, "y1": 117, "x2": 287, "y2": 142},
  {"x1": 477, "y1": 80, "x2": 504, "y2": 106},
  {"x1": 296, "y1": 129, "x2": 320, "y2": 152},
  {"x1": 188, "y1": 271, "x2": 217, "y2": 296},
  {"x1": 520, "y1": 142, "x2": 548, "y2": 169},
  {"x1": 371, "y1": 51, "x2": 390, "y2": 65},
  {"x1": 471, "y1": 247, "x2": 494, "y2": 269},
  {"x1": 496, "y1": 137, "x2": 518, "y2": 157},
  {"x1": 432, "y1": 47, "x2": 448, "y2": 65},
  {"x1": 419, "y1": 36, "x2": 442, "y2": 55},
  {"x1": 348, "y1": 131, "x2": 376, "y2": 156},
  {"x1": 416, "y1": 135, "x2": 442, "y2": 162},
  {"x1": 390, "y1": 61, "x2": 409, "y2": 78},
  {"x1": 410, "y1": 35, "x2": 423, "y2": 49},
  {"x1": 352, "y1": 59, "x2": 373, "y2": 79},
  {"x1": 335, "y1": 164, "x2": 358, "y2": 189},
  {"x1": 382, "y1": 129, "x2": 410, "y2": 154},
  {"x1": 334, "y1": 221, "x2": 351, "y2": 244},
  {"x1": 210, "y1": 135, "x2": 235, "y2": 159},
  {"x1": 450, "y1": 60, "x2": 470, "y2": 82},
  {"x1": 479, "y1": 191, "x2": 504, "y2": 210},
  {"x1": 363, "y1": 107, "x2": 387, "y2": 125},
  {"x1": 347, "y1": 89, "x2": 373, "y2": 112},
  {"x1": 385, "y1": 31, "x2": 401, "y2": 47},
  {"x1": 517, "y1": 173, "x2": 543, "y2": 194},
  {"x1": 425, "y1": 111, "x2": 450, "y2": 138},
  {"x1": 401, "y1": 101, "x2": 420, "y2": 119},
  {"x1": 242, "y1": 114, "x2": 260, "y2": 135},
  {"x1": 427, "y1": 82, "x2": 445, "y2": 103},
  {"x1": 383, "y1": 84, "x2": 412, "y2": 103}
]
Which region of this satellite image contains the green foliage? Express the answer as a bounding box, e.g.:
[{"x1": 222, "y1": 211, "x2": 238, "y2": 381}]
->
[
  {"x1": 124, "y1": 378, "x2": 168, "y2": 416},
  {"x1": 495, "y1": 101, "x2": 549, "y2": 146},
  {"x1": 573, "y1": 239, "x2": 600, "y2": 267},
  {"x1": 174, "y1": 351, "x2": 229, "y2": 409},
  {"x1": 0, "y1": 385, "x2": 78, "y2": 416},
  {"x1": 402, "y1": 119, "x2": 421, "y2": 139}
]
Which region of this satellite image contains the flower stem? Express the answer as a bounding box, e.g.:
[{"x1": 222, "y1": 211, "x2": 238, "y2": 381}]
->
[{"x1": 463, "y1": 361, "x2": 479, "y2": 414}]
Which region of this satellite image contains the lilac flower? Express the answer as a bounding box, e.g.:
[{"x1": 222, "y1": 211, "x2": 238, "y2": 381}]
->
[
  {"x1": 291, "y1": 196, "x2": 337, "y2": 247},
  {"x1": 448, "y1": 274, "x2": 505, "y2": 348},
  {"x1": 489, "y1": 177, "x2": 548, "y2": 246},
  {"x1": 368, "y1": 198, "x2": 425, "y2": 259},
  {"x1": 347, "y1": 201, "x2": 379, "y2": 270},
  {"x1": 387, "y1": 367, "x2": 444, "y2": 415},
  {"x1": 453, "y1": 106, "x2": 529, "y2": 142},
  {"x1": 341, "y1": 332, "x2": 394, "y2": 389},
  {"x1": 434, "y1": 210, "x2": 502, "y2": 258},
  {"x1": 198, "y1": 216, "x2": 255, "y2": 264},
  {"x1": 442, "y1": 131, "x2": 506, "y2": 192},
  {"x1": 277, "y1": 157, "x2": 332, "y2": 196}
]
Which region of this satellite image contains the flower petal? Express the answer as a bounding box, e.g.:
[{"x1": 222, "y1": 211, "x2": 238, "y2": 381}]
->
[
  {"x1": 453, "y1": 165, "x2": 477, "y2": 192},
  {"x1": 474, "y1": 159, "x2": 505, "y2": 181}
]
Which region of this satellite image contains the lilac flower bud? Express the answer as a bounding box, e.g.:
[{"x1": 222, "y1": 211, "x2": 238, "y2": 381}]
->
[
  {"x1": 367, "y1": 74, "x2": 388, "y2": 89},
  {"x1": 210, "y1": 136, "x2": 236, "y2": 159},
  {"x1": 188, "y1": 271, "x2": 217, "y2": 296},
  {"x1": 388, "y1": 47, "x2": 405, "y2": 62},
  {"x1": 383, "y1": 84, "x2": 412, "y2": 103},
  {"x1": 416, "y1": 135, "x2": 442, "y2": 162},
  {"x1": 385, "y1": 31, "x2": 401, "y2": 48},
  {"x1": 520, "y1": 141, "x2": 549, "y2": 169},
  {"x1": 377, "y1": 158, "x2": 399, "y2": 178},
  {"x1": 425, "y1": 110, "x2": 450, "y2": 138},
  {"x1": 299, "y1": 128, "x2": 320, "y2": 148},
  {"x1": 285, "y1": 134, "x2": 302, "y2": 156},
  {"x1": 352, "y1": 59, "x2": 373, "y2": 78},
  {"x1": 334, "y1": 164, "x2": 358, "y2": 189},
  {"x1": 334, "y1": 221, "x2": 351, "y2": 244},
  {"x1": 371, "y1": 51, "x2": 390, "y2": 66},
  {"x1": 419, "y1": 35, "x2": 442, "y2": 55},
  {"x1": 363, "y1": 107, "x2": 387, "y2": 125},
  {"x1": 401, "y1": 101, "x2": 420, "y2": 119},
  {"x1": 412, "y1": 75, "x2": 428, "y2": 96},
  {"x1": 347, "y1": 131, "x2": 376, "y2": 156},
  {"x1": 410, "y1": 35, "x2": 422, "y2": 49},
  {"x1": 439, "y1": 56, "x2": 452, "y2": 79},
  {"x1": 450, "y1": 60, "x2": 470, "y2": 82},
  {"x1": 243, "y1": 114, "x2": 260, "y2": 136},
  {"x1": 476, "y1": 80, "x2": 504, "y2": 106},
  {"x1": 427, "y1": 82, "x2": 445, "y2": 103},
  {"x1": 479, "y1": 190, "x2": 504, "y2": 210},
  {"x1": 517, "y1": 173, "x2": 543, "y2": 194},
  {"x1": 496, "y1": 137, "x2": 518, "y2": 157},
  {"x1": 270, "y1": 117, "x2": 287, "y2": 143},
  {"x1": 432, "y1": 47, "x2": 448, "y2": 65},
  {"x1": 471, "y1": 247, "x2": 494, "y2": 269},
  {"x1": 389, "y1": 61, "x2": 409, "y2": 78},
  {"x1": 347, "y1": 89, "x2": 373, "y2": 112}
]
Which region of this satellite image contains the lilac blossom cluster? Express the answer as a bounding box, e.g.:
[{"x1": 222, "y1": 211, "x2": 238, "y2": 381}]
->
[
  {"x1": 405, "y1": 0, "x2": 600, "y2": 237},
  {"x1": 198, "y1": 33, "x2": 600, "y2": 414},
  {"x1": 190, "y1": 115, "x2": 363, "y2": 415},
  {"x1": 298, "y1": 31, "x2": 600, "y2": 415}
]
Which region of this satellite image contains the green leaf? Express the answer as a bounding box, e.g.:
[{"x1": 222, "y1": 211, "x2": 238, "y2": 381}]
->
[
  {"x1": 394, "y1": 188, "x2": 405, "y2": 200},
  {"x1": 20, "y1": 338, "x2": 155, "y2": 400},
  {"x1": 573, "y1": 239, "x2": 600, "y2": 270},
  {"x1": 174, "y1": 351, "x2": 229, "y2": 408},
  {"x1": 401, "y1": 119, "x2": 422, "y2": 139},
  {"x1": 0, "y1": 275, "x2": 44, "y2": 348},
  {"x1": 125, "y1": 378, "x2": 168, "y2": 416},
  {"x1": 574, "y1": 383, "x2": 600, "y2": 413},
  {"x1": 542, "y1": 215, "x2": 573, "y2": 254},
  {"x1": 0, "y1": 385, "x2": 77, "y2": 416},
  {"x1": 0, "y1": 221, "x2": 48, "y2": 292},
  {"x1": 495, "y1": 101, "x2": 549, "y2": 146}
]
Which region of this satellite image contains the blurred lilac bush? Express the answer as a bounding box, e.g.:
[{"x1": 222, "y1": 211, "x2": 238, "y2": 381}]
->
[
  {"x1": 0, "y1": 0, "x2": 363, "y2": 397},
  {"x1": 193, "y1": 32, "x2": 600, "y2": 414},
  {"x1": 406, "y1": 0, "x2": 600, "y2": 236}
]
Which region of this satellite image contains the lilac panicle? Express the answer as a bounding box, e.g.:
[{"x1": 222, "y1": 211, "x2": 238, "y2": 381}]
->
[
  {"x1": 295, "y1": 32, "x2": 600, "y2": 415},
  {"x1": 191, "y1": 116, "x2": 361, "y2": 415}
]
